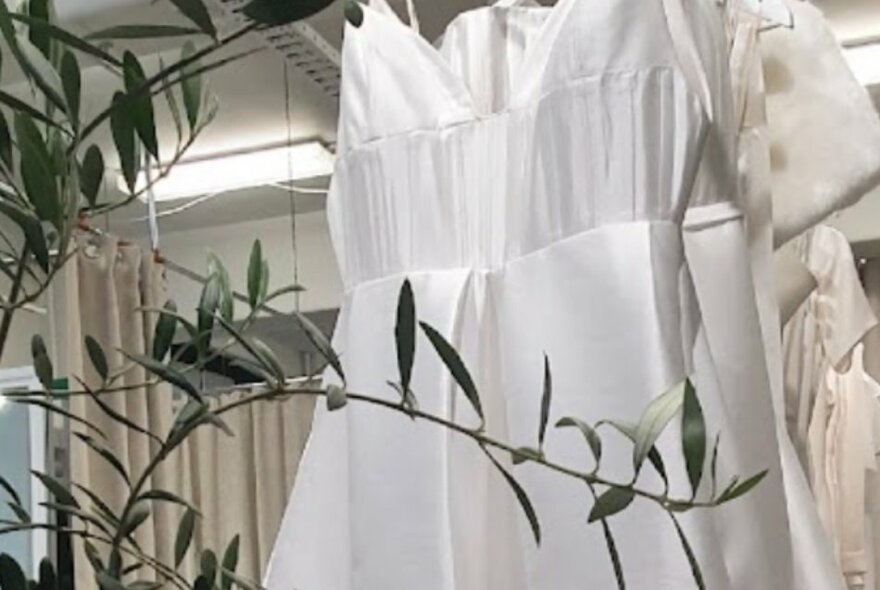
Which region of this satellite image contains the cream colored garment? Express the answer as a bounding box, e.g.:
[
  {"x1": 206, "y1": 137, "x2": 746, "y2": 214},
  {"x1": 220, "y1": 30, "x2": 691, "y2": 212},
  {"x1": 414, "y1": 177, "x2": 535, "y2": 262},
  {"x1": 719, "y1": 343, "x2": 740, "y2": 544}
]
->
[
  {"x1": 65, "y1": 233, "x2": 314, "y2": 585},
  {"x1": 862, "y1": 261, "x2": 880, "y2": 385},
  {"x1": 761, "y1": 0, "x2": 880, "y2": 248},
  {"x1": 782, "y1": 226, "x2": 877, "y2": 474},
  {"x1": 809, "y1": 345, "x2": 879, "y2": 586},
  {"x1": 730, "y1": 11, "x2": 845, "y2": 589}
]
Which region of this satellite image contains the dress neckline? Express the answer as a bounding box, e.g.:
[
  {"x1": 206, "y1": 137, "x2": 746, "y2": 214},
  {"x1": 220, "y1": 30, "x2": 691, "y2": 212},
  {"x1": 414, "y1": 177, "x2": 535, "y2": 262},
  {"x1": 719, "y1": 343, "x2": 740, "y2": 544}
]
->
[{"x1": 356, "y1": 0, "x2": 575, "y2": 117}]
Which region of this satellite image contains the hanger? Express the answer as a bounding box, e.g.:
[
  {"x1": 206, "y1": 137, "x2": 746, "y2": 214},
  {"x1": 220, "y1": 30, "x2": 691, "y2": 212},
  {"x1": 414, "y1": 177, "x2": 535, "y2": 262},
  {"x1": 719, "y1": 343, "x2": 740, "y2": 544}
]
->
[{"x1": 736, "y1": 0, "x2": 794, "y2": 30}]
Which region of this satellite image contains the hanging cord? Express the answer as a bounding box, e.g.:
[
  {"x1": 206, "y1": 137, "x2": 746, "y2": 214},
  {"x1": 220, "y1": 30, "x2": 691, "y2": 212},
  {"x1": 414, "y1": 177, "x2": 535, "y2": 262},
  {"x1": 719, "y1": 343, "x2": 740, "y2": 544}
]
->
[
  {"x1": 143, "y1": 151, "x2": 161, "y2": 258},
  {"x1": 283, "y1": 62, "x2": 302, "y2": 313}
]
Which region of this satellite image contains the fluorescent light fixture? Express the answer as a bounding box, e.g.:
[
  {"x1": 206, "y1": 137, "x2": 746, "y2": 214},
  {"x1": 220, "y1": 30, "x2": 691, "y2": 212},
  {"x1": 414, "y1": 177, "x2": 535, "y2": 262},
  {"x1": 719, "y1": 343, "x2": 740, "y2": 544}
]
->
[
  {"x1": 120, "y1": 141, "x2": 335, "y2": 201},
  {"x1": 844, "y1": 42, "x2": 880, "y2": 87}
]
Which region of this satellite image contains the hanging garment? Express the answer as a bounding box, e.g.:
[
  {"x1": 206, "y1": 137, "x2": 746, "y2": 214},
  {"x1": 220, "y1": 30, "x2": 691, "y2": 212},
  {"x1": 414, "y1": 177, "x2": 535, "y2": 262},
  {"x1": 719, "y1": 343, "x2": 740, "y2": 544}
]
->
[
  {"x1": 266, "y1": 0, "x2": 795, "y2": 588},
  {"x1": 760, "y1": 0, "x2": 880, "y2": 248},
  {"x1": 782, "y1": 226, "x2": 878, "y2": 475},
  {"x1": 729, "y1": 11, "x2": 845, "y2": 589},
  {"x1": 808, "y1": 344, "x2": 880, "y2": 587}
]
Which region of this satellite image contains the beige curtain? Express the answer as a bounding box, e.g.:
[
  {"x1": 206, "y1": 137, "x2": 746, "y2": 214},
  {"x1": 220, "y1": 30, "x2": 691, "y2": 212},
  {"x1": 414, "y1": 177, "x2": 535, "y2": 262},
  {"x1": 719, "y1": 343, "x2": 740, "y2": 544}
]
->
[{"x1": 65, "y1": 232, "x2": 313, "y2": 586}]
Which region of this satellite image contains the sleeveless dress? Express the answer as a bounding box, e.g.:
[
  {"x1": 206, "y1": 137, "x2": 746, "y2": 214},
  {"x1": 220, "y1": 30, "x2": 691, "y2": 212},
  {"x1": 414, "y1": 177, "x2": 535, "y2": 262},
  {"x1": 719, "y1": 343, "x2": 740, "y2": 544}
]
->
[{"x1": 265, "y1": 0, "x2": 796, "y2": 588}]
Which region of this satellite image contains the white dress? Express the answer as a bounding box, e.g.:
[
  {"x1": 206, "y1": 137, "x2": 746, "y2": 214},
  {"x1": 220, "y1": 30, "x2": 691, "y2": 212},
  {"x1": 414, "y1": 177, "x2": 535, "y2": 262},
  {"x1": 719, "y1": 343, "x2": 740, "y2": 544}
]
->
[{"x1": 266, "y1": 0, "x2": 795, "y2": 588}]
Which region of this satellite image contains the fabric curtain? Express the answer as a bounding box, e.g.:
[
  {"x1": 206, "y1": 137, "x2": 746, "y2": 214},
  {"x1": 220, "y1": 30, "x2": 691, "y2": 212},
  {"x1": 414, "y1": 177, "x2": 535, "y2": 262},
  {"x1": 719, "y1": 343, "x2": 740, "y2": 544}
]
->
[{"x1": 65, "y1": 232, "x2": 313, "y2": 586}]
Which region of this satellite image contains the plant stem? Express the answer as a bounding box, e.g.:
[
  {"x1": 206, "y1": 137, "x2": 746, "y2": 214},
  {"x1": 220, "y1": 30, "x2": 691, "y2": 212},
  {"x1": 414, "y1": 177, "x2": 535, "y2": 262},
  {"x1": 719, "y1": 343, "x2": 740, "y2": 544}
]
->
[{"x1": 0, "y1": 245, "x2": 29, "y2": 360}]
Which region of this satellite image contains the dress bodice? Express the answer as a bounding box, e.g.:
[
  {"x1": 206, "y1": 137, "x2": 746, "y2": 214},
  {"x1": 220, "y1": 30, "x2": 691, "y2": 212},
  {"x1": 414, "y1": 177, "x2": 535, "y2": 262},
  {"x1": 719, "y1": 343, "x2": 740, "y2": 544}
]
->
[{"x1": 329, "y1": 0, "x2": 729, "y2": 289}]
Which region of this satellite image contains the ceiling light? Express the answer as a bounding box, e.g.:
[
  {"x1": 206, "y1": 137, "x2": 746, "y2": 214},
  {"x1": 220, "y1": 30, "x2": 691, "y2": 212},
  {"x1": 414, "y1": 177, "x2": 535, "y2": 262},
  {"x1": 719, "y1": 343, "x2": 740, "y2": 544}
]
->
[
  {"x1": 120, "y1": 141, "x2": 335, "y2": 201},
  {"x1": 844, "y1": 42, "x2": 880, "y2": 87}
]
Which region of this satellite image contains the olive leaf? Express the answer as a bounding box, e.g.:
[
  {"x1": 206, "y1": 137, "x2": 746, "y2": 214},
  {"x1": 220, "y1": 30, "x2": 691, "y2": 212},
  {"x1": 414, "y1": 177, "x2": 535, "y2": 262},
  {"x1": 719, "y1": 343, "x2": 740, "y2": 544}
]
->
[
  {"x1": 672, "y1": 515, "x2": 707, "y2": 590},
  {"x1": 123, "y1": 51, "x2": 159, "y2": 161},
  {"x1": 79, "y1": 145, "x2": 105, "y2": 207},
  {"x1": 180, "y1": 41, "x2": 203, "y2": 131},
  {"x1": 483, "y1": 448, "x2": 540, "y2": 544},
  {"x1": 122, "y1": 351, "x2": 202, "y2": 402},
  {"x1": 16, "y1": 113, "x2": 60, "y2": 227},
  {"x1": 220, "y1": 535, "x2": 241, "y2": 590},
  {"x1": 73, "y1": 432, "x2": 130, "y2": 487},
  {"x1": 511, "y1": 446, "x2": 543, "y2": 465},
  {"x1": 633, "y1": 380, "x2": 685, "y2": 473},
  {"x1": 0, "y1": 111, "x2": 11, "y2": 171},
  {"x1": 681, "y1": 378, "x2": 706, "y2": 498},
  {"x1": 85, "y1": 335, "x2": 108, "y2": 381},
  {"x1": 0, "y1": 553, "x2": 27, "y2": 590},
  {"x1": 716, "y1": 470, "x2": 768, "y2": 504},
  {"x1": 200, "y1": 549, "x2": 217, "y2": 585},
  {"x1": 174, "y1": 508, "x2": 197, "y2": 567},
  {"x1": 138, "y1": 489, "x2": 197, "y2": 513},
  {"x1": 38, "y1": 557, "x2": 56, "y2": 590},
  {"x1": 599, "y1": 419, "x2": 668, "y2": 489},
  {"x1": 168, "y1": 0, "x2": 216, "y2": 39},
  {"x1": 344, "y1": 0, "x2": 364, "y2": 26},
  {"x1": 9, "y1": 13, "x2": 122, "y2": 65},
  {"x1": 87, "y1": 25, "x2": 202, "y2": 40},
  {"x1": 0, "y1": 476, "x2": 21, "y2": 506},
  {"x1": 110, "y1": 92, "x2": 138, "y2": 193},
  {"x1": 247, "y1": 239, "x2": 263, "y2": 309},
  {"x1": 588, "y1": 487, "x2": 635, "y2": 523},
  {"x1": 395, "y1": 279, "x2": 416, "y2": 396},
  {"x1": 539, "y1": 354, "x2": 552, "y2": 448},
  {"x1": 710, "y1": 433, "x2": 721, "y2": 499},
  {"x1": 420, "y1": 321, "x2": 483, "y2": 421},
  {"x1": 7, "y1": 502, "x2": 29, "y2": 523},
  {"x1": 293, "y1": 311, "x2": 344, "y2": 382},
  {"x1": 13, "y1": 398, "x2": 106, "y2": 438},
  {"x1": 242, "y1": 0, "x2": 336, "y2": 26},
  {"x1": 326, "y1": 384, "x2": 347, "y2": 411},
  {"x1": 0, "y1": 201, "x2": 49, "y2": 272},
  {"x1": 60, "y1": 51, "x2": 81, "y2": 127},
  {"x1": 31, "y1": 334, "x2": 53, "y2": 389},
  {"x1": 153, "y1": 300, "x2": 178, "y2": 361},
  {"x1": 31, "y1": 471, "x2": 78, "y2": 508},
  {"x1": 555, "y1": 417, "x2": 602, "y2": 466},
  {"x1": 26, "y1": 0, "x2": 50, "y2": 57}
]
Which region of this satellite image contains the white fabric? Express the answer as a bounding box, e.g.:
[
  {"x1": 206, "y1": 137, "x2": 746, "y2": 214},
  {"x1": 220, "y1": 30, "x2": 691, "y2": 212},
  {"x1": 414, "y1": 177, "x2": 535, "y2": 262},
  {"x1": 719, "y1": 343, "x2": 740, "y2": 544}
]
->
[
  {"x1": 808, "y1": 345, "x2": 879, "y2": 586},
  {"x1": 761, "y1": 0, "x2": 880, "y2": 248},
  {"x1": 730, "y1": 12, "x2": 845, "y2": 589},
  {"x1": 782, "y1": 226, "x2": 878, "y2": 473},
  {"x1": 267, "y1": 0, "x2": 795, "y2": 588}
]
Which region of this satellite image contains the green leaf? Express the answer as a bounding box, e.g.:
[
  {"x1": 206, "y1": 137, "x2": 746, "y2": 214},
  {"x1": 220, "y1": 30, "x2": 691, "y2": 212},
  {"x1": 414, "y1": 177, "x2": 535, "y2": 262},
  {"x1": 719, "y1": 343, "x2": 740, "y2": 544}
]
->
[
  {"x1": 180, "y1": 42, "x2": 202, "y2": 131},
  {"x1": 174, "y1": 508, "x2": 197, "y2": 567},
  {"x1": 168, "y1": 0, "x2": 216, "y2": 38},
  {"x1": 83, "y1": 541, "x2": 104, "y2": 572},
  {"x1": 196, "y1": 275, "x2": 220, "y2": 355},
  {"x1": 26, "y1": 0, "x2": 50, "y2": 57},
  {"x1": 555, "y1": 417, "x2": 602, "y2": 466},
  {"x1": 0, "y1": 90, "x2": 63, "y2": 131},
  {"x1": 73, "y1": 483, "x2": 120, "y2": 527},
  {"x1": 0, "y1": 476, "x2": 22, "y2": 506},
  {"x1": 9, "y1": 14, "x2": 121, "y2": 65},
  {"x1": 31, "y1": 471, "x2": 78, "y2": 508},
  {"x1": 123, "y1": 51, "x2": 159, "y2": 161},
  {"x1": 87, "y1": 25, "x2": 202, "y2": 40},
  {"x1": 599, "y1": 419, "x2": 668, "y2": 488},
  {"x1": 13, "y1": 398, "x2": 106, "y2": 438},
  {"x1": 539, "y1": 354, "x2": 551, "y2": 447},
  {"x1": 200, "y1": 550, "x2": 217, "y2": 585},
  {"x1": 250, "y1": 337, "x2": 285, "y2": 383},
  {"x1": 85, "y1": 336, "x2": 108, "y2": 381},
  {"x1": 16, "y1": 35, "x2": 67, "y2": 112},
  {"x1": 586, "y1": 484, "x2": 626, "y2": 589},
  {"x1": 82, "y1": 385, "x2": 160, "y2": 444},
  {"x1": 95, "y1": 570, "x2": 124, "y2": 590},
  {"x1": 710, "y1": 433, "x2": 721, "y2": 499},
  {"x1": 60, "y1": 51, "x2": 81, "y2": 127},
  {"x1": 152, "y1": 300, "x2": 178, "y2": 361},
  {"x1": 293, "y1": 311, "x2": 344, "y2": 382},
  {"x1": 37, "y1": 557, "x2": 55, "y2": 590},
  {"x1": 247, "y1": 239, "x2": 263, "y2": 309},
  {"x1": 0, "y1": 201, "x2": 48, "y2": 272},
  {"x1": 7, "y1": 502, "x2": 29, "y2": 523},
  {"x1": 511, "y1": 446, "x2": 542, "y2": 465},
  {"x1": 39, "y1": 502, "x2": 111, "y2": 536},
  {"x1": 588, "y1": 487, "x2": 635, "y2": 523},
  {"x1": 124, "y1": 351, "x2": 201, "y2": 401},
  {"x1": 0, "y1": 111, "x2": 12, "y2": 171},
  {"x1": 16, "y1": 113, "x2": 59, "y2": 226},
  {"x1": 242, "y1": 0, "x2": 336, "y2": 26},
  {"x1": 633, "y1": 381, "x2": 685, "y2": 473},
  {"x1": 671, "y1": 515, "x2": 706, "y2": 590},
  {"x1": 326, "y1": 383, "x2": 347, "y2": 411},
  {"x1": 681, "y1": 378, "x2": 706, "y2": 498},
  {"x1": 31, "y1": 334, "x2": 53, "y2": 389},
  {"x1": 110, "y1": 92, "x2": 138, "y2": 193},
  {"x1": 716, "y1": 470, "x2": 768, "y2": 504},
  {"x1": 73, "y1": 432, "x2": 130, "y2": 487},
  {"x1": 138, "y1": 489, "x2": 196, "y2": 512},
  {"x1": 260, "y1": 260, "x2": 270, "y2": 302},
  {"x1": 395, "y1": 279, "x2": 416, "y2": 396},
  {"x1": 0, "y1": 553, "x2": 27, "y2": 590},
  {"x1": 344, "y1": 0, "x2": 364, "y2": 27},
  {"x1": 192, "y1": 576, "x2": 211, "y2": 590},
  {"x1": 207, "y1": 253, "x2": 233, "y2": 322},
  {"x1": 220, "y1": 535, "x2": 240, "y2": 590},
  {"x1": 483, "y1": 448, "x2": 540, "y2": 544},
  {"x1": 79, "y1": 145, "x2": 104, "y2": 208},
  {"x1": 420, "y1": 321, "x2": 482, "y2": 420}
]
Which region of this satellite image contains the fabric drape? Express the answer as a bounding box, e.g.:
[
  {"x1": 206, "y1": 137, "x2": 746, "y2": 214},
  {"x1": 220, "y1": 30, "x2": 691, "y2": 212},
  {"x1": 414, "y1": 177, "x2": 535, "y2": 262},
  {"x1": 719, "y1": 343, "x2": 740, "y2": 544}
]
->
[{"x1": 65, "y1": 233, "x2": 313, "y2": 586}]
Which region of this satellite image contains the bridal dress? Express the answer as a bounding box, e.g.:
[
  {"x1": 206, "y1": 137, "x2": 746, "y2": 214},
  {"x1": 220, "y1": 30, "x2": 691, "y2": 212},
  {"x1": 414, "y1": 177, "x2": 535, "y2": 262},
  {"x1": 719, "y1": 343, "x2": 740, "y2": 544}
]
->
[{"x1": 266, "y1": 0, "x2": 796, "y2": 588}]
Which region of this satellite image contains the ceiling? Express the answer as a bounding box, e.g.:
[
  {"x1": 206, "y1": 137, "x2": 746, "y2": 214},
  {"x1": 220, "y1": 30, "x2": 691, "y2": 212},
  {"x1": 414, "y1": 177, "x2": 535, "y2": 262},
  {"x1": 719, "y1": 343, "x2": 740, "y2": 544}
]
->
[{"x1": 8, "y1": 0, "x2": 880, "y2": 238}]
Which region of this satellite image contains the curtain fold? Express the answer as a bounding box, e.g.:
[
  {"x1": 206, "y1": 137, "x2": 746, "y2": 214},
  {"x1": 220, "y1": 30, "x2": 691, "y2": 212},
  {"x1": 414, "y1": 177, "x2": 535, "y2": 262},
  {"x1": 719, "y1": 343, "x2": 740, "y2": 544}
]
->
[{"x1": 65, "y1": 232, "x2": 313, "y2": 586}]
